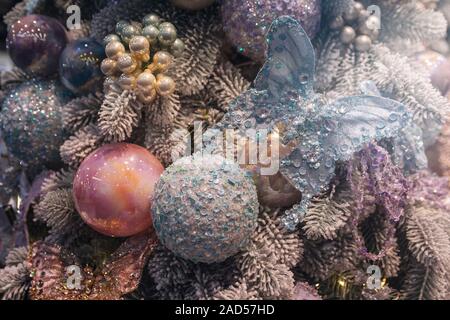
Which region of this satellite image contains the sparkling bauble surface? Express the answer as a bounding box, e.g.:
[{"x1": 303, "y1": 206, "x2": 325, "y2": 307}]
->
[
  {"x1": 59, "y1": 38, "x2": 105, "y2": 94},
  {"x1": 73, "y1": 143, "x2": 164, "y2": 237},
  {"x1": 415, "y1": 50, "x2": 450, "y2": 95},
  {"x1": 6, "y1": 15, "x2": 67, "y2": 76},
  {"x1": 151, "y1": 153, "x2": 259, "y2": 264},
  {"x1": 0, "y1": 80, "x2": 72, "y2": 171},
  {"x1": 221, "y1": 0, "x2": 321, "y2": 62},
  {"x1": 170, "y1": 0, "x2": 215, "y2": 10}
]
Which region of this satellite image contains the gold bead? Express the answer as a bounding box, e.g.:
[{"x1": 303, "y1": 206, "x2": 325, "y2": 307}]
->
[
  {"x1": 105, "y1": 41, "x2": 126, "y2": 60},
  {"x1": 142, "y1": 25, "x2": 160, "y2": 45},
  {"x1": 170, "y1": 39, "x2": 185, "y2": 57},
  {"x1": 142, "y1": 13, "x2": 161, "y2": 27},
  {"x1": 158, "y1": 22, "x2": 177, "y2": 46},
  {"x1": 121, "y1": 24, "x2": 140, "y2": 44},
  {"x1": 136, "y1": 71, "x2": 156, "y2": 90},
  {"x1": 100, "y1": 58, "x2": 117, "y2": 76},
  {"x1": 117, "y1": 53, "x2": 138, "y2": 74},
  {"x1": 129, "y1": 36, "x2": 150, "y2": 54},
  {"x1": 156, "y1": 74, "x2": 175, "y2": 96},
  {"x1": 118, "y1": 73, "x2": 136, "y2": 90},
  {"x1": 137, "y1": 89, "x2": 157, "y2": 104},
  {"x1": 152, "y1": 51, "x2": 173, "y2": 72}
]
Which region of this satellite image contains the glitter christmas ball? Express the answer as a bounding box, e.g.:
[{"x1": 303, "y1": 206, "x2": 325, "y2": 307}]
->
[
  {"x1": 59, "y1": 38, "x2": 106, "y2": 94},
  {"x1": 221, "y1": 0, "x2": 321, "y2": 62},
  {"x1": 6, "y1": 15, "x2": 67, "y2": 76},
  {"x1": 73, "y1": 143, "x2": 164, "y2": 237},
  {"x1": 170, "y1": 0, "x2": 215, "y2": 11},
  {"x1": 0, "y1": 80, "x2": 72, "y2": 172},
  {"x1": 415, "y1": 50, "x2": 450, "y2": 95},
  {"x1": 151, "y1": 153, "x2": 259, "y2": 264}
]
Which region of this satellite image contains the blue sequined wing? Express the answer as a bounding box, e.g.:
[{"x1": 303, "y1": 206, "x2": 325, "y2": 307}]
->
[
  {"x1": 357, "y1": 81, "x2": 428, "y2": 173},
  {"x1": 280, "y1": 95, "x2": 412, "y2": 230},
  {"x1": 254, "y1": 16, "x2": 316, "y2": 99}
]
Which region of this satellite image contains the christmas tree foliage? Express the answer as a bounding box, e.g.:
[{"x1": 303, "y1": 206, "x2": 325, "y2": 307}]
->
[{"x1": 1, "y1": 0, "x2": 450, "y2": 301}]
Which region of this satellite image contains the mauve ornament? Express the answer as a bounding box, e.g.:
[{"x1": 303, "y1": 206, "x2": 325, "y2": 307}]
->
[
  {"x1": 59, "y1": 38, "x2": 106, "y2": 94},
  {"x1": 73, "y1": 143, "x2": 164, "y2": 237},
  {"x1": 221, "y1": 0, "x2": 321, "y2": 62},
  {"x1": 169, "y1": 0, "x2": 215, "y2": 10},
  {"x1": 6, "y1": 15, "x2": 67, "y2": 76},
  {"x1": 414, "y1": 50, "x2": 450, "y2": 95}
]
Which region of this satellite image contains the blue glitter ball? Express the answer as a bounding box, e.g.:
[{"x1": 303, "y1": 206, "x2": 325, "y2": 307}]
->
[
  {"x1": 151, "y1": 153, "x2": 259, "y2": 264},
  {"x1": 0, "y1": 80, "x2": 72, "y2": 172},
  {"x1": 59, "y1": 38, "x2": 106, "y2": 94}
]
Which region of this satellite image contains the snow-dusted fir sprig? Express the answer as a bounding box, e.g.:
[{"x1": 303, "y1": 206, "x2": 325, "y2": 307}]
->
[{"x1": 0, "y1": 247, "x2": 30, "y2": 300}]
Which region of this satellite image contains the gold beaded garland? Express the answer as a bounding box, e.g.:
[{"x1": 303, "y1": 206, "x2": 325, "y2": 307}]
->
[
  {"x1": 100, "y1": 13, "x2": 185, "y2": 104},
  {"x1": 332, "y1": 1, "x2": 380, "y2": 52}
]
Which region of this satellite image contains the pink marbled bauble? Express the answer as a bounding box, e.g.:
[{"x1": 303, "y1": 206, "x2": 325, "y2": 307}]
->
[{"x1": 73, "y1": 143, "x2": 164, "y2": 237}]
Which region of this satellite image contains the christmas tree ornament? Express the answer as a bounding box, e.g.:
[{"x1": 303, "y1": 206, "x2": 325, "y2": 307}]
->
[
  {"x1": 6, "y1": 14, "x2": 67, "y2": 76},
  {"x1": 221, "y1": 0, "x2": 321, "y2": 62},
  {"x1": 115, "y1": 20, "x2": 130, "y2": 36},
  {"x1": 170, "y1": 38, "x2": 185, "y2": 57},
  {"x1": 100, "y1": 14, "x2": 184, "y2": 104},
  {"x1": 103, "y1": 34, "x2": 121, "y2": 46},
  {"x1": 129, "y1": 36, "x2": 150, "y2": 60},
  {"x1": 59, "y1": 38, "x2": 106, "y2": 95},
  {"x1": 155, "y1": 74, "x2": 175, "y2": 96},
  {"x1": 100, "y1": 58, "x2": 118, "y2": 76},
  {"x1": 142, "y1": 25, "x2": 160, "y2": 45},
  {"x1": 118, "y1": 73, "x2": 136, "y2": 90},
  {"x1": 170, "y1": 0, "x2": 215, "y2": 11},
  {"x1": 105, "y1": 40, "x2": 126, "y2": 60},
  {"x1": 151, "y1": 51, "x2": 172, "y2": 72},
  {"x1": 157, "y1": 22, "x2": 177, "y2": 46},
  {"x1": 117, "y1": 53, "x2": 138, "y2": 74},
  {"x1": 142, "y1": 13, "x2": 161, "y2": 27},
  {"x1": 215, "y1": 16, "x2": 424, "y2": 230},
  {"x1": 121, "y1": 24, "x2": 141, "y2": 44},
  {"x1": 151, "y1": 153, "x2": 259, "y2": 264},
  {"x1": 136, "y1": 71, "x2": 156, "y2": 90},
  {"x1": 72, "y1": 143, "x2": 164, "y2": 237},
  {"x1": 0, "y1": 80, "x2": 72, "y2": 171},
  {"x1": 414, "y1": 50, "x2": 450, "y2": 95},
  {"x1": 333, "y1": 2, "x2": 381, "y2": 51}
]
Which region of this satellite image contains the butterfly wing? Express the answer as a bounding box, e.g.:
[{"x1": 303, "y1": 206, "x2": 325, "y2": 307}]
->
[
  {"x1": 254, "y1": 16, "x2": 316, "y2": 99},
  {"x1": 280, "y1": 95, "x2": 415, "y2": 230}
]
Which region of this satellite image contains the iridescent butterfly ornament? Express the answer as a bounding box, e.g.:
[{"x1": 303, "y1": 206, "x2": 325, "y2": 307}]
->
[{"x1": 215, "y1": 16, "x2": 426, "y2": 231}]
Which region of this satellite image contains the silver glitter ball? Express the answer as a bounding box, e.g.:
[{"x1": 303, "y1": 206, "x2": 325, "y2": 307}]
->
[
  {"x1": 151, "y1": 153, "x2": 259, "y2": 264},
  {"x1": 0, "y1": 80, "x2": 72, "y2": 172}
]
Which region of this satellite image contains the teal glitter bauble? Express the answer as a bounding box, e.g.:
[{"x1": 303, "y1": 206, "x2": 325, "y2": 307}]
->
[
  {"x1": 151, "y1": 153, "x2": 259, "y2": 264},
  {"x1": 0, "y1": 80, "x2": 72, "y2": 172}
]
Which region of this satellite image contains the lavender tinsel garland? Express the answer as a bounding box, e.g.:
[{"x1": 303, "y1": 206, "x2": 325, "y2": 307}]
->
[{"x1": 348, "y1": 144, "x2": 408, "y2": 261}]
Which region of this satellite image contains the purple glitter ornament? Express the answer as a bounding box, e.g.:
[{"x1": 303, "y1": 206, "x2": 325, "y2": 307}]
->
[
  {"x1": 221, "y1": 0, "x2": 321, "y2": 62},
  {"x1": 6, "y1": 15, "x2": 67, "y2": 76}
]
